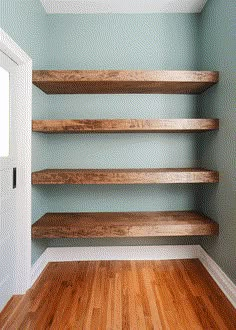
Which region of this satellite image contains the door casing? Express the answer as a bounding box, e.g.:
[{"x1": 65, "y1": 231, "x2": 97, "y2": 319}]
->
[
  {"x1": 0, "y1": 28, "x2": 32, "y2": 301},
  {"x1": 0, "y1": 49, "x2": 18, "y2": 310}
]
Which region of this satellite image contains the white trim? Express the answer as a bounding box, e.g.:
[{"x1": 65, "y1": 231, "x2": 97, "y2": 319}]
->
[
  {"x1": 40, "y1": 0, "x2": 208, "y2": 14},
  {"x1": 46, "y1": 245, "x2": 199, "y2": 261},
  {"x1": 198, "y1": 246, "x2": 236, "y2": 308},
  {"x1": 31, "y1": 250, "x2": 49, "y2": 287},
  {"x1": 0, "y1": 29, "x2": 32, "y2": 294},
  {"x1": 0, "y1": 29, "x2": 31, "y2": 65},
  {"x1": 31, "y1": 245, "x2": 236, "y2": 308}
]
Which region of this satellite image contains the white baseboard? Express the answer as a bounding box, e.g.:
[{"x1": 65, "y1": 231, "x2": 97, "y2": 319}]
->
[
  {"x1": 46, "y1": 245, "x2": 200, "y2": 262},
  {"x1": 31, "y1": 249, "x2": 48, "y2": 286},
  {"x1": 198, "y1": 246, "x2": 236, "y2": 308},
  {"x1": 31, "y1": 244, "x2": 236, "y2": 308}
]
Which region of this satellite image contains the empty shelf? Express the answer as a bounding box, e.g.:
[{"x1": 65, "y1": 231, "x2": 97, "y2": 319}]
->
[
  {"x1": 32, "y1": 168, "x2": 219, "y2": 185},
  {"x1": 32, "y1": 119, "x2": 219, "y2": 133},
  {"x1": 32, "y1": 70, "x2": 219, "y2": 94},
  {"x1": 32, "y1": 211, "x2": 219, "y2": 238}
]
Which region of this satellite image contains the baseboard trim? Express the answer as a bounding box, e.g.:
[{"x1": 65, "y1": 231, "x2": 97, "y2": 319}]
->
[
  {"x1": 31, "y1": 249, "x2": 48, "y2": 287},
  {"x1": 198, "y1": 246, "x2": 236, "y2": 308},
  {"x1": 46, "y1": 245, "x2": 200, "y2": 262},
  {"x1": 31, "y1": 244, "x2": 236, "y2": 308}
]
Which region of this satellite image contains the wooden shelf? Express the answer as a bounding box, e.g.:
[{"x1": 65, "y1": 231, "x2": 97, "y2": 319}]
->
[
  {"x1": 31, "y1": 211, "x2": 219, "y2": 238},
  {"x1": 32, "y1": 168, "x2": 219, "y2": 185},
  {"x1": 32, "y1": 70, "x2": 219, "y2": 94},
  {"x1": 32, "y1": 119, "x2": 219, "y2": 133}
]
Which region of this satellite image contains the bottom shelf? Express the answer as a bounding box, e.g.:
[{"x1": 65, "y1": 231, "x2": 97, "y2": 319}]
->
[{"x1": 32, "y1": 211, "x2": 219, "y2": 238}]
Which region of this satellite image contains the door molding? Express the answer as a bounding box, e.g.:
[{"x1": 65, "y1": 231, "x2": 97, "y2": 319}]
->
[{"x1": 0, "y1": 28, "x2": 32, "y2": 294}]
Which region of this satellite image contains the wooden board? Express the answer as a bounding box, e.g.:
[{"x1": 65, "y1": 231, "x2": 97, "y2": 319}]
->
[
  {"x1": 31, "y1": 168, "x2": 219, "y2": 185},
  {"x1": 32, "y1": 70, "x2": 219, "y2": 94},
  {"x1": 31, "y1": 211, "x2": 219, "y2": 238},
  {"x1": 32, "y1": 119, "x2": 219, "y2": 133}
]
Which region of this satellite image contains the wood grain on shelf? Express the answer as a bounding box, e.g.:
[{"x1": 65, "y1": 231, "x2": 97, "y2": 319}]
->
[
  {"x1": 32, "y1": 119, "x2": 219, "y2": 133},
  {"x1": 31, "y1": 211, "x2": 219, "y2": 238},
  {"x1": 32, "y1": 70, "x2": 219, "y2": 94},
  {"x1": 31, "y1": 168, "x2": 219, "y2": 185}
]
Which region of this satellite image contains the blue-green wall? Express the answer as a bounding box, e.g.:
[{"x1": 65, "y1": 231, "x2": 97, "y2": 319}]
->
[
  {"x1": 47, "y1": 14, "x2": 198, "y2": 70},
  {"x1": 197, "y1": 0, "x2": 236, "y2": 283},
  {"x1": 45, "y1": 14, "x2": 202, "y2": 249},
  {"x1": 2, "y1": 3, "x2": 234, "y2": 279},
  {"x1": 0, "y1": 0, "x2": 50, "y2": 264}
]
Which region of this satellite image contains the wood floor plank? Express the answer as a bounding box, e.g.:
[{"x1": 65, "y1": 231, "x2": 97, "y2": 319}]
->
[
  {"x1": 1, "y1": 260, "x2": 235, "y2": 329},
  {"x1": 0, "y1": 295, "x2": 23, "y2": 329},
  {"x1": 142, "y1": 267, "x2": 163, "y2": 329},
  {"x1": 130, "y1": 262, "x2": 146, "y2": 330}
]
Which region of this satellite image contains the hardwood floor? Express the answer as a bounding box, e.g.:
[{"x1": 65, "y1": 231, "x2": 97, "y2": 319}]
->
[{"x1": 1, "y1": 259, "x2": 235, "y2": 329}]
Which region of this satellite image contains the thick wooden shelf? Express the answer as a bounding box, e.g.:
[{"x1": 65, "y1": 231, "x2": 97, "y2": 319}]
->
[
  {"x1": 32, "y1": 119, "x2": 219, "y2": 133},
  {"x1": 32, "y1": 168, "x2": 219, "y2": 185},
  {"x1": 31, "y1": 211, "x2": 219, "y2": 238},
  {"x1": 32, "y1": 70, "x2": 219, "y2": 94}
]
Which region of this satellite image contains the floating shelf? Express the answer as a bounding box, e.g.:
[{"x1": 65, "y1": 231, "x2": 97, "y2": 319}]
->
[
  {"x1": 32, "y1": 119, "x2": 219, "y2": 133},
  {"x1": 32, "y1": 168, "x2": 219, "y2": 185},
  {"x1": 31, "y1": 211, "x2": 219, "y2": 239},
  {"x1": 32, "y1": 70, "x2": 219, "y2": 94}
]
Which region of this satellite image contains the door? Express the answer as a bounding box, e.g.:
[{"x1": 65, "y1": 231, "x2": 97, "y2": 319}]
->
[{"x1": 0, "y1": 50, "x2": 18, "y2": 310}]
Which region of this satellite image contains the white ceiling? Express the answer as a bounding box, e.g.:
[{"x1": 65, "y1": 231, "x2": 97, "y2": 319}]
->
[{"x1": 40, "y1": 0, "x2": 208, "y2": 14}]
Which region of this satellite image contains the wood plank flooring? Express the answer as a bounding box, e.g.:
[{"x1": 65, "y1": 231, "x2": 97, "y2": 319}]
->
[
  {"x1": 0, "y1": 295, "x2": 23, "y2": 327},
  {"x1": 1, "y1": 259, "x2": 235, "y2": 329}
]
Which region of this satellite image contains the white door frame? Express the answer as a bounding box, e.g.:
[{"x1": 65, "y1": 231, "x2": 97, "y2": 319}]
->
[{"x1": 0, "y1": 28, "x2": 32, "y2": 294}]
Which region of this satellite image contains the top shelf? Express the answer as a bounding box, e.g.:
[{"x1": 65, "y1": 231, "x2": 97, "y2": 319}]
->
[{"x1": 32, "y1": 70, "x2": 219, "y2": 95}]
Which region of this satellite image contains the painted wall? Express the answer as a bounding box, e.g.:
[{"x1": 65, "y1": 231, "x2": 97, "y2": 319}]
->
[
  {"x1": 45, "y1": 14, "x2": 202, "y2": 249},
  {"x1": 3, "y1": 4, "x2": 234, "y2": 275},
  {"x1": 0, "y1": 0, "x2": 50, "y2": 264},
  {"x1": 197, "y1": 0, "x2": 236, "y2": 283}
]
